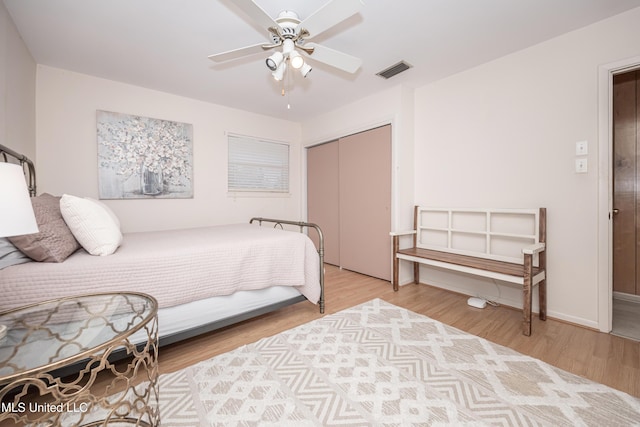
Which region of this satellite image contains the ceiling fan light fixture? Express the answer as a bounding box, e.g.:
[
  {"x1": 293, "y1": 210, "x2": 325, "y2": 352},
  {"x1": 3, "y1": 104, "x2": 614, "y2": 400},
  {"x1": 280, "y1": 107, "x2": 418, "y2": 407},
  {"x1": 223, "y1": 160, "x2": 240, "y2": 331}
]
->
[
  {"x1": 300, "y1": 62, "x2": 312, "y2": 78},
  {"x1": 281, "y1": 39, "x2": 295, "y2": 54},
  {"x1": 266, "y1": 51, "x2": 284, "y2": 71},
  {"x1": 208, "y1": 0, "x2": 365, "y2": 94},
  {"x1": 289, "y1": 50, "x2": 304, "y2": 69},
  {"x1": 272, "y1": 61, "x2": 287, "y2": 81}
]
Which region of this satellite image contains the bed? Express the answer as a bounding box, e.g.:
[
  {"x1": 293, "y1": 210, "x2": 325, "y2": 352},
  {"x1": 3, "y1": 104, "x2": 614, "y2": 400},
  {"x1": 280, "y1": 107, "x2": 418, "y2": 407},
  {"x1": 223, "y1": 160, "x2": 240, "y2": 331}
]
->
[{"x1": 0, "y1": 144, "x2": 325, "y2": 349}]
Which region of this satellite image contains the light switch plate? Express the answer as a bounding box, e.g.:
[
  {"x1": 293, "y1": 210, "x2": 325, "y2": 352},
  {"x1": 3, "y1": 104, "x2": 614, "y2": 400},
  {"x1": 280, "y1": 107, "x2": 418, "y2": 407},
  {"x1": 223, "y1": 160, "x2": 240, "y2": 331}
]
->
[
  {"x1": 575, "y1": 158, "x2": 588, "y2": 173},
  {"x1": 576, "y1": 140, "x2": 588, "y2": 156}
]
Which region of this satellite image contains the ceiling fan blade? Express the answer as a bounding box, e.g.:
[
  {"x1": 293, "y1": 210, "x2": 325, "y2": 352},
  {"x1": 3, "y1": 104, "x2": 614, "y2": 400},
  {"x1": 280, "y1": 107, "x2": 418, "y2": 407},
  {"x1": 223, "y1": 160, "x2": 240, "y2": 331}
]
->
[
  {"x1": 232, "y1": 0, "x2": 279, "y2": 33},
  {"x1": 299, "y1": 0, "x2": 363, "y2": 38},
  {"x1": 304, "y1": 43, "x2": 362, "y2": 74},
  {"x1": 208, "y1": 43, "x2": 272, "y2": 63}
]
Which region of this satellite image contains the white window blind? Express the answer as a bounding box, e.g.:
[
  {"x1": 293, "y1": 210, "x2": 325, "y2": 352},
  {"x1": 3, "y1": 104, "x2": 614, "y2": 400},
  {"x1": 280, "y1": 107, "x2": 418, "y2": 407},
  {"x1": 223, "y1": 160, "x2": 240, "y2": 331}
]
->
[{"x1": 228, "y1": 134, "x2": 289, "y2": 192}]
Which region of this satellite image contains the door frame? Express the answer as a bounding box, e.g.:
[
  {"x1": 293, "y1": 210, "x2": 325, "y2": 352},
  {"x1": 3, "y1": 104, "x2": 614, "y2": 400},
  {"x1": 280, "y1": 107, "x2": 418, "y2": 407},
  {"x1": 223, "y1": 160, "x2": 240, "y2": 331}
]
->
[{"x1": 597, "y1": 55, "x2": 640, "y2": 332}]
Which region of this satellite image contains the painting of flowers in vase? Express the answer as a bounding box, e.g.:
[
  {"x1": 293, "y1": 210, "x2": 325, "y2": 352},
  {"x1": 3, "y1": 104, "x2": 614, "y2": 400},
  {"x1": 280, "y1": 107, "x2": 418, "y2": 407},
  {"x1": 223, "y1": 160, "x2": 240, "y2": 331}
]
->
[{"x1": 97, "y1": 111, "x2": 193, "y2": 199}]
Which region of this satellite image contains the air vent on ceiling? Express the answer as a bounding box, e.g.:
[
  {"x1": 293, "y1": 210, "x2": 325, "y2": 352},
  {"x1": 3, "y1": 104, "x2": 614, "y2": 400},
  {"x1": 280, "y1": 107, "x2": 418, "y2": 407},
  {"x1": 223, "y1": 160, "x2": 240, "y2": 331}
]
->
[{"x1": 376, "y1": 61, "x2": 412, "y2": 79}]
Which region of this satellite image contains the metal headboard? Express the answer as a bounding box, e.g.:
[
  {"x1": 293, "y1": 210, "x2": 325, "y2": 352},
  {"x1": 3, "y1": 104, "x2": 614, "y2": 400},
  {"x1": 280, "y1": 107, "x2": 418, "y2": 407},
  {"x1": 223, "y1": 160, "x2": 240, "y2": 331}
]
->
[{"x1": 0, "y1": 144, "x2": 36, "y2": 196}]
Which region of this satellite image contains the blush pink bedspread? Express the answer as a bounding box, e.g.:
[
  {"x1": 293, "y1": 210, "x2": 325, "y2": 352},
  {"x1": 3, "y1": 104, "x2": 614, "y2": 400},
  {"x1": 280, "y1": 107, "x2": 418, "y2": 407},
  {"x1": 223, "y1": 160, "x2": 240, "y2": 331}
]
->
[{"x1": 0, "y1": 224, "x2": 320, "y2": 311}]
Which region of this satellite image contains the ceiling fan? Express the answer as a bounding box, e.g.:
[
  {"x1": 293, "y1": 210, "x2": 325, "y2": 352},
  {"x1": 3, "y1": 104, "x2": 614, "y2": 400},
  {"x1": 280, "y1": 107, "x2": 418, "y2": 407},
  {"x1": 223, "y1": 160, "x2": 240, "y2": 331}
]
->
[{"x1": 208, "y1": 0, "x2": 364, "y2": 81}]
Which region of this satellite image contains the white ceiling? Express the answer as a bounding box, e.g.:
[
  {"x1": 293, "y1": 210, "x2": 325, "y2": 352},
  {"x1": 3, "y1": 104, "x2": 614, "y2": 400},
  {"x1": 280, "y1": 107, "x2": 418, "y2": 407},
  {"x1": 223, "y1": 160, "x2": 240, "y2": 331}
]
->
[{"x1": 5, "y1": 0, "x2": 640, "y2": 122}]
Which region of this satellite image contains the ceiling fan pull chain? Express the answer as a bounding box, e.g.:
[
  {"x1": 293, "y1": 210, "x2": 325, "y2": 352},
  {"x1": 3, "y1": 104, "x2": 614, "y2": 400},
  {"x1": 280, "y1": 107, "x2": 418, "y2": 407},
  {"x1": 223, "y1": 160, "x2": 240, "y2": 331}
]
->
[{"x1": 287, "y1": 68, "x2": 292, "y2": 110}]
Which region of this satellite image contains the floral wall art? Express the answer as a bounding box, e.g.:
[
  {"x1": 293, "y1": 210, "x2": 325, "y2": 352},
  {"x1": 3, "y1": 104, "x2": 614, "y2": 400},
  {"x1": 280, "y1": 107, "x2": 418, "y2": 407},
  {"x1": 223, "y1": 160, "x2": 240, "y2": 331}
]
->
[{"x1": 97, "y1": 111, "x2": 193, "y2": 199}]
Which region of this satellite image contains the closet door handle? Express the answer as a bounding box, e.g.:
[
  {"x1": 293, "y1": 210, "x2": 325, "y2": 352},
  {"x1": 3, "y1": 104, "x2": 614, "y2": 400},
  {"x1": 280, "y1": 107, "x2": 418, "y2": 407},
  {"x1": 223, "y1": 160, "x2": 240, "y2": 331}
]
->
[{"x1": 613, "y1": 208, "x2": 620, "y2": 215}]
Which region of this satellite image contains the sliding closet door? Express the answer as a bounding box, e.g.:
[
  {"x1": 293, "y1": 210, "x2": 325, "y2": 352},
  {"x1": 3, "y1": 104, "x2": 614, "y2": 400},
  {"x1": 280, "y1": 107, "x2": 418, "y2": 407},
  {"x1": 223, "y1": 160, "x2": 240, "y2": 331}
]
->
[
  {"x1": 307, "y1": 140, "x2": 340, "y2": 266},
  {"x1": 339, "y1": 125, "x2": 392, "y2": 280}
]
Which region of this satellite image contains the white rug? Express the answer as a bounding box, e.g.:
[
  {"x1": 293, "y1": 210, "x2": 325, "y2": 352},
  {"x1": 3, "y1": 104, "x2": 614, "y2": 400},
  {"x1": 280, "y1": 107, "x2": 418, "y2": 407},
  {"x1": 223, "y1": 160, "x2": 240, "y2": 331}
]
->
[{"x1": 157, "y1": 299, "x2": 640, "y2": 426}]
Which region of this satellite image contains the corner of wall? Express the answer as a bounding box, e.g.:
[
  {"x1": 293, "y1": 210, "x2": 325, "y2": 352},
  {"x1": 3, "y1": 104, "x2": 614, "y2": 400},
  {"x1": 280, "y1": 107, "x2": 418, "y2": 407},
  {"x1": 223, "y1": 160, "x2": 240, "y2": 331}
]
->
[{"x1": 0, "y1": 2, "x2": 36, "y2": 162}]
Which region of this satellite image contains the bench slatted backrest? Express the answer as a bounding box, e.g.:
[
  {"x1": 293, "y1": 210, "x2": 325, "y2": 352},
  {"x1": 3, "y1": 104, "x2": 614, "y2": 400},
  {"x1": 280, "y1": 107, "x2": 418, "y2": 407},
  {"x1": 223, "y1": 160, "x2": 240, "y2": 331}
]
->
[{"x1": 414, "y1": 207, "x2": 544, "y2": 265}]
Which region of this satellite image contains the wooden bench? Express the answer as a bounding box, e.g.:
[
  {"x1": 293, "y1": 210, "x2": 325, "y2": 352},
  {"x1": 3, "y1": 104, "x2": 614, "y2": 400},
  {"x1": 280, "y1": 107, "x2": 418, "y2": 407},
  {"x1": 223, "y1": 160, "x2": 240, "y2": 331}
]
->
[{"x1": 391, "y1": 207, "x2": 547, "y2": 336}]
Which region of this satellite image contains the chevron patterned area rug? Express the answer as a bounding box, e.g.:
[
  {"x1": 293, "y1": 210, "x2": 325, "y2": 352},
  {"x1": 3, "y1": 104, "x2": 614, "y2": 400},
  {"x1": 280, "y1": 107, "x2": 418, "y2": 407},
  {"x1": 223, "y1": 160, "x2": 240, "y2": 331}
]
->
[{"x1": 157, "y1": 299, "x2": 640, "y2": 426}]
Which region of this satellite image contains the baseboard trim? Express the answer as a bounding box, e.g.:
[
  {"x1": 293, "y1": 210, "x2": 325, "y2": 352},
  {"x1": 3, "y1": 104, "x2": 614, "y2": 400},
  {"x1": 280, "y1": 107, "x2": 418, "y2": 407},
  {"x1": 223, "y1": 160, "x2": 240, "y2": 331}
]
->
[{"x1": 613, "y1": 292, "x2": 640, "y2": 303}]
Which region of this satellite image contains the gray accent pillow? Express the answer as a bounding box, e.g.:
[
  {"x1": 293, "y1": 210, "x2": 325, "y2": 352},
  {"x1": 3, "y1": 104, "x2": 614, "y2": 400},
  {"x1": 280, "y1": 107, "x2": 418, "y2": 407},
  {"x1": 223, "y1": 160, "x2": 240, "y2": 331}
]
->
[
  {"x1": 8, "y1": 193, "x2": 81, "y2": 262},
  {"x1": 0, "y1": 237, "x2": 32, "y2": 269}
]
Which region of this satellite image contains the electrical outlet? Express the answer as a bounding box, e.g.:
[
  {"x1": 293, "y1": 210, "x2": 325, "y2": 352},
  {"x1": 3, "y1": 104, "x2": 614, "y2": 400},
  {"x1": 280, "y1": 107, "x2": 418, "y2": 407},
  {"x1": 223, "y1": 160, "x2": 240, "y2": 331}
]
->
[
  {"x1": 575, "y1": 158, "x2": 588, "y2": 173},
  {"x1": 576, "y1": 140, "x2": 588, "y2": 156}
]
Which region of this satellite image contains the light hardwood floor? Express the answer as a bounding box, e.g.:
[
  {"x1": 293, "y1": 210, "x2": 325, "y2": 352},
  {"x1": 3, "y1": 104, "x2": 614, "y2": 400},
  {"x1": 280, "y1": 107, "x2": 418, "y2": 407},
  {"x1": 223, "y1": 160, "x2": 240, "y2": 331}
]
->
[{"x1": 159, "y1": 264, "x2": 640, "y2": 399}]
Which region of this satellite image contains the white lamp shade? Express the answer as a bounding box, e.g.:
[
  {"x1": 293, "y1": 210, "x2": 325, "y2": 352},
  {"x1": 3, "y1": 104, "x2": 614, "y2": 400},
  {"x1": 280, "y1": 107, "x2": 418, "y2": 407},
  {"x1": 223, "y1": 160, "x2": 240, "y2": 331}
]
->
[
  {"x1": 272, "y1": 61, "x2": 287, "y2": 81},
  {"x1": 266, "y1": 51, "x2": 284, "y2": 71},
  {"x1": 0, "y1": 163, "x2": 38, "y2": 237},
  {"x1": 300, "y1": 62, "x2": 312, "y2": 77},
  {"x1": 289, "y1": 50, "x2": 304, "y2": 69}
]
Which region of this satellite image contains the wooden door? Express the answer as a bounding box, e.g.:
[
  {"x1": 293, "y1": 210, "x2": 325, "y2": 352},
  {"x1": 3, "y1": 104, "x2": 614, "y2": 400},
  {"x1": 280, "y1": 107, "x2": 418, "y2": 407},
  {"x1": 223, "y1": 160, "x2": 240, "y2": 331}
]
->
[
  {"x1": 613, "y1": 70, "x2": 640, "y2": 296},
  {"x1": 307, "y1": 141, "x2": 340, "y2": 266},
  {"x1": 338, "y1": 125, "x2": 392, "y2": 281}
]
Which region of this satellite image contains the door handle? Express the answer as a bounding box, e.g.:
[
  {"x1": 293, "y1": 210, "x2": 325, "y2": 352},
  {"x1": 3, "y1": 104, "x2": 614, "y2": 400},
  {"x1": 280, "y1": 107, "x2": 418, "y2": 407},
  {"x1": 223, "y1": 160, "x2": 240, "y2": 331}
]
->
[{"x1": 613, "y1": 208, "x2": 620, "y2": 215}]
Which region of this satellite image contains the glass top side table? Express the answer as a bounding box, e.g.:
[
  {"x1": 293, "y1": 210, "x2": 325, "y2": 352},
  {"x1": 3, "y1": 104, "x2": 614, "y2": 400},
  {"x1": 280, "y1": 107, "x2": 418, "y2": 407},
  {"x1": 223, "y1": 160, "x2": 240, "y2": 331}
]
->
[{"x1": 0, "y1": 292, "x2": 159, "y2": 426}]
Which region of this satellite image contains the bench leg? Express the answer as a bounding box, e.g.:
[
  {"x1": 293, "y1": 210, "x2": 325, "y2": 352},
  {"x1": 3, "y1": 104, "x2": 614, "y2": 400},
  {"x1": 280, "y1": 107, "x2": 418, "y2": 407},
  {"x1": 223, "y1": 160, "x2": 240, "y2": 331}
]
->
[
  {"x1": 522, "y1": 254, "x2": 533, "y2": 336},
  {"x1": 393, "y1": 256, "x2": 399, "y2": 291},
  {"x1": 414, "y1": 262, "x2": 420, "y2": 284},
  {"x1": 392, "y1": 235, "x2": 399, "y2": 291},
  {"x1": 538, "y1": 251, "x2": 547, "y2": 321},
  {"x1": 539, "y1": 278, "x2": 547, "y2": 321}
]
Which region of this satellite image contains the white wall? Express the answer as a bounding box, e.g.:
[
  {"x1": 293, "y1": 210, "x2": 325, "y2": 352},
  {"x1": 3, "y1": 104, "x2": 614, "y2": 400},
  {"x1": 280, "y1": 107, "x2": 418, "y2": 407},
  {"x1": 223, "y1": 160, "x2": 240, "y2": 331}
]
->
[
  {"x1": 413, "y1": 7, "x2": 640, "y2": 328},
  {"x1": 35, "y1": 66, "x2": 303, "y2": 232},
  {"x1": 0, "y1": 1, "x2": 35, "y2": 161}
]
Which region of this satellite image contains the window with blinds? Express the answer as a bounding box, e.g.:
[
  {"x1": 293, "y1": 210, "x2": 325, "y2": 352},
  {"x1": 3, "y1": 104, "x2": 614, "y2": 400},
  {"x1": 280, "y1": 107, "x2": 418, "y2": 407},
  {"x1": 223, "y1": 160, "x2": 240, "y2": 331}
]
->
[{"x1": 228, "y1": 134, "x2": 290, "y2": 193}]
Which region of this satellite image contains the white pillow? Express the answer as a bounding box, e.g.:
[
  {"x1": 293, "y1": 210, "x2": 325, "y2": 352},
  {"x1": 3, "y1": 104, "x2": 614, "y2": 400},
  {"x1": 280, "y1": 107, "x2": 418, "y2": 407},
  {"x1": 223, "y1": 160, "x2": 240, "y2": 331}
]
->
[
  {"x1": 87, "y1": 197, "x2": 121, "y2": 228},
  {"x1": 59, "y1": 194, "x2": 123, "y2": 256}
]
